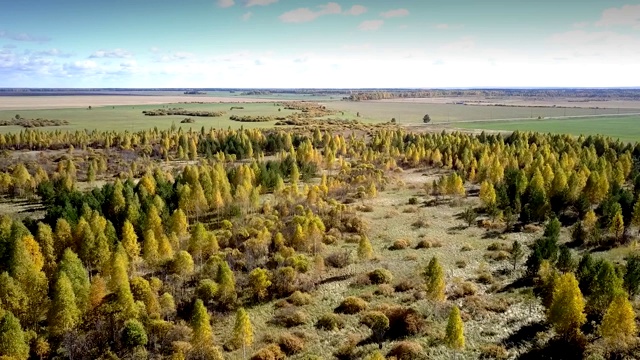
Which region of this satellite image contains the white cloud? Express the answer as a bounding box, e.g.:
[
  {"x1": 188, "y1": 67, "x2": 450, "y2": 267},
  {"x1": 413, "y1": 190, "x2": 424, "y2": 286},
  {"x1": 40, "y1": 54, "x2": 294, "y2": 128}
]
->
[
  {"x1": 90, "y1": 48, "x2": 132, "y2": 59},
  {"x1": 546, "y1": 30, "x2": 640, "y2": 61},
  {"x1": 279, "y1": 2, "x2": 342, "y2": 23},
  {"x1": 0, "y1": 30, "x2": 51, "y2": 42},
  {"x1": 344, "y1": 5, "x2": 367, "y2": 16},
  {"x1": 358, "y1": 20, "x2": 384, "y2": 31},
  {"x1": 572, "y1": 22, "x2": 589, "y2": 29},
  {"x1": 380, "y1": 9, "x2": 409, "y2": 18},
  {"x1": 242, "y1": 12, "x2": 253, "y2": 21},
  {"x1": 155, "y1": 51, "x2": 195, "y2": 62},
  {"x1": 245, "y1": 0, "x2": 277, "y2": 7},
  {"x1": 217, "y1": 0, "x2": 235, "y2": 8},
  {"x1": 595, "y1": 4, "x2": 640, "y2": 29}
]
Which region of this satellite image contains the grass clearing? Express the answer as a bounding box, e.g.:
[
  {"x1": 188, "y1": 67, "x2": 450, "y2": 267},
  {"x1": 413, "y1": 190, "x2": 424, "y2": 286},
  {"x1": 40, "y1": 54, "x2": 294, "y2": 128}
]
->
[{"x1": 455, "y1": 115, "x2": 640, "y2": 143}]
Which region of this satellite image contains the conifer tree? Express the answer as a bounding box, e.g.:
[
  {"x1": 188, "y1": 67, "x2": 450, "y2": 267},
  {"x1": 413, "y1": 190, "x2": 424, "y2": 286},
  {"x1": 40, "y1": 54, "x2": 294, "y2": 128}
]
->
[
  {"x1": 189, "y1": 222, "x2": 207, "y2": 266},
  {"x1": 610, "y1": 208, "x2": 625, "y2": 242},
  {"x1": 190, "y1": 299, "x2": 213, "y2": 347},
  {"x1": 216, "y1": 260, "x2": 237, "y2": 310},
  {"x1": 109, "y1": 247, "x2": 137, "y2": 320},
  {"x1": 89, "y1": 275, "x2": 107, "y2": 310},
  {"x1": 122, "y1": 220, "x2": 140, "y2": 266},
  {"x1": 54, "y1": 218, "x2": 73, "y2": 257},
  {"x1": 158, "y1": 234, "x2": 174, "y2": 261},
  {"x1": 358, "y1": 235, "x2": 374, "y2": 260},
  {"x1": 600, "y1": 292, "x2": 636, "y2": 343},
  {"x1": 511, "y1": 240, "x2": 523, "y2": 271},
  {"x1": 36, "y1": 222, "x2": 56, "y2": 278},
  {"x1": 58, "y1": 249, "x2": 90, "y2": 312},
  {"x1": 590, "y1": 260, "x2": 624, "y2": 314},
  {"x1": 172, "y1": 251, "x2": 195, "y2": 276},
  {"x1": 479, "y1": 181, "x2": 496, "y2": 209},
  {"x1": 170, "y1": 209, "x2": 189, "y2": 239},
  {"x1": 0, "y1": 311, "x2": 29, "y2": 360},
  {"x1": 48, "y1": 272, "x2": 81, "y2": 337},
  {"x1": 232, "y1": 308, "x2": 254, "y2": 359},
  {"x1": 423, "y1": 257, "x2": 445, "y2": 302},
  {"x1": 143, "y1": 229, "x2": 160, "y2": 266},
  {"x1": 445, "y1": 305, "x2": 464, "y2": 350},
  {"x1": 548, "y1": 273, "x2": 586, "y2": 338}
]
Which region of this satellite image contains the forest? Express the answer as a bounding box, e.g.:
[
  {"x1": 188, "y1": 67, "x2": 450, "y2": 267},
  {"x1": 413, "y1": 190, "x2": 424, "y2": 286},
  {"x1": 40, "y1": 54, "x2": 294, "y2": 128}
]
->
[{"x1": 0, "y1": 115, "x2": 640, "y2": 360}]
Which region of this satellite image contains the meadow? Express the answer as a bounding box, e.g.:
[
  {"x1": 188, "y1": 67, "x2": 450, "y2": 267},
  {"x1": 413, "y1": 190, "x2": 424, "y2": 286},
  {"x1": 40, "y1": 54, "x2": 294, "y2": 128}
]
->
[
  {"x1": 323, "y1": 101, "x2": 640, "y2": 124},
  {"x1": 455, "y1": 115, "x2": 640, "y2": 143}
]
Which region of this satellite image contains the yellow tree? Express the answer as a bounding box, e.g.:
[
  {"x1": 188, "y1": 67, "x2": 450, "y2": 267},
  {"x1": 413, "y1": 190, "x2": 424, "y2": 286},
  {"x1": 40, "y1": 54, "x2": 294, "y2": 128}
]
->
[
  {"x1": 121, "y1": 220, "x2": 140, "y2": 267},
  {"x1": 445, "y1": 305, "x2": 465, "y2": 350},
  {"x1": 479, "y1": 181, "x2": 496, "y2": 209},
  {"x1": 232, "y1": 308, "x2": 254, "y2": 359},
  {"x1": 609, "y1": 207, "x2": 625, "y2": 243},
  {"x1": 48, "y1": 272, "x2": 81, "y2": 337},
  {"x1": 190, "y1": 299, "x2": 213, "y2": 349},
  {"x1": 600, "y1": 292, "x2": 636, "y2": 345},
  {"x1": 358, "y1": 235, "x2": 373, "y2": 261},
  {"x1": 548, "y1": 273, "x2": 586, "y2": 338},
  {"x1": 423, "y1": 257, "x2": 445, "y2": 302}
]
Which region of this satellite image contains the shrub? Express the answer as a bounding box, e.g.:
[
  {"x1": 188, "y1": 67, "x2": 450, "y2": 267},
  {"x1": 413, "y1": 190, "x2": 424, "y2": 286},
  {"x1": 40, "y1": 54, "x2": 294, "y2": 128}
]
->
[
  {"x1": 408, "y1": 197, "x2": 418, "y2": 205},
  {"x1": 278, "y1": 333, "x2": 305, "y2": 355},
  {"x1": 411, "y1": 219, "x2": 429, "y2": 229},
  {"x1": 382, "y1": 306, "x2": 425, "y2": 339},
  {"x1": 272, "y1": 308, "x2": 309, "y2": 328},
  {"x1": 450, "y1": 281, "x2": 478, "y2": 299},
  {"x1": 288, "y1": 291, "x2": 312, "y2": 306},
  {"x1": 335, "y1": 296, "x2": 368, "y2": 314},
  {"x1": 477, "y1": 272, "x2": 494, "y2": 285},
  {"x1": 480, "y1": 344, "x2": 509, "y2": 359},
  {"x1": 390, "y1": 239, "x2": 411, "y2": 250},
  {"x1": 325, "y1": 250, "x2": 352, "y2": 268},
  {"x1": 388, "y1": 341, "x2": 424, "y2": 360},
  {"x1": 461, "y1": 245, "x2": 473, "y2": 251},
  {"x1": 455, "y1": 260, "x2": 467, "y2": 268},
  {"x1": 394, "y1": 280, "x2": 417, "y2": 292},
  {"x1": 487, "y1": 242, "x2": 510, "y2": 251},
  {"x1": 356, "y1": 205, "x2": 374, "y2": 212},
  {"x1": 375, "y1": 284, "x2": 395, "y2": 296},
  {"x1": 251, "y1": 344, "x2": 286, "y2": 360},
  {"x1": 415, "y1": 239, "x2": 432, "y2": 249},
  {"x1": 316, "y1": 313, "x2": 345, "y2": 331},
  {"x1": 368, "y1": 269, "x2": 393, "y2": 284}
]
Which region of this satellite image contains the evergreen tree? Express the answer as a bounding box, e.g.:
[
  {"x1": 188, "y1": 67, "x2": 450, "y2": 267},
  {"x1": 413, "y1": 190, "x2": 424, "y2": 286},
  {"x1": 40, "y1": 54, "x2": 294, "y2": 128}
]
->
[
  {"x1": 48, "y1": 272, "x2": 81, "y2": 337},
  {"x1": 232, "y1": 308, "x2": 254, "y2": 359},
  {"x1": 58, "y1": 249, "x2": 91, "y2": 311},
  {"x1": 423, "y1": 257, "x2": 445, "y2": 302},
  {"x1": 445, "y1": 305, "x2": 465, "y2": 350},
  {"x1": 624, "y1": 254, "x2": 640, "y2": 297},
  {"x1": 590, "y1": 260, "x2": 624, "y2": 314},
  {"x1": 556, "y1": 245, "x2": 575, "y2": 273},
  {"x1": 511, "y1": 240, "x2": 523, "y2": 271},
  {"x1": 358, "y1": 235, "x2": 373, "y2": 260},
  {"x1": 548, "y1": 273, "x2": 586, "y2": 338},
  {"x1": 600, "y1": 292, "x2": 637, "y2": 343},
  {"x1": 190, "y1": 299, "x2": 213, "y2": 347},
  {"x1": 0, "y1": 311, "x2": 29, "y2": 360}
]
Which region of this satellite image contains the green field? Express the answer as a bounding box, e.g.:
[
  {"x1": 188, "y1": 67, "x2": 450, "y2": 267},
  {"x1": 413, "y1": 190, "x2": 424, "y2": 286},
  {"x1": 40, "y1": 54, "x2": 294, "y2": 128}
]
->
[
  {"x1": 323, "y1": 101, "x2": 640, "y2": 124},
  {"x1": 456, "y1": 115, "x2": 640, "y2": 143},
  {"x1": 0, "y1": 102, "x2": 301, "y2": 133}
]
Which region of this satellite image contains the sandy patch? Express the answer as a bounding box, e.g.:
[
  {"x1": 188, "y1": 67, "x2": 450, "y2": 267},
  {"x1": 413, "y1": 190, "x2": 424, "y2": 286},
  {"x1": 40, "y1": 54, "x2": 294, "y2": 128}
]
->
[{"x1": 0, "y1": 95, "x2": 281, "y2": 110}]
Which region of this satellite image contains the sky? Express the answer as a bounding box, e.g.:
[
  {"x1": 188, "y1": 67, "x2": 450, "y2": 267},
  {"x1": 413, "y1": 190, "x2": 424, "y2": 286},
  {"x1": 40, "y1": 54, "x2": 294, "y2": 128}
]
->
[{"x1": 1, "y1": 0, "x2": 639, "y2": 88}]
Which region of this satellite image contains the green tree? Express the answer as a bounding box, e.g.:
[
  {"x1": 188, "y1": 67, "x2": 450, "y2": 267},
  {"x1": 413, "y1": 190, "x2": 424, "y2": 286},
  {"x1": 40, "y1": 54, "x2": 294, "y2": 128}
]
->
[
  {"x1": 216, "y1": 261, "x2": 237, "y2": 310},
  {"x1": 360, "y1": 311, "x2": 389, "y2": 346},
  {"x1": 232, "y1": 308, "x2": 254, "y2": 359},
  {"x1": 191, "y1": 299, "x2": 213, "y2": 347},
  {"x1": 461, "y1": 207, "x2": 477, "y2": 228},
  {"x1": 109, "y1": 247, "x2": 138, "y2": 320},
  {"x1": 548, "y1": 273, "x2": 586, "y2": 338},
  {"x1": 624, "y1": 254, "x2": 640, "y2": 297},
  {"x1": 423, "y1": 257, "x2": 445, "y2": 302},
  {"x1": 556, "y1": 245, "x2": 575, "y2": 273},
  {"x1": 445, "y1": 305, "x2": 465, "y2": 350},
  {"x1": 58, "y1": 249, "x2": 90, "y2": 312},
  {"x1": 511, "y1": 240, "x2": 524, "y2": 272},
  {"x1": 590, "y1": 260, "x2": 624, "y2": 314},
  {"x1": 122, "y1": 319, "x2": 148, "y2": 348},
  {"x1": 48, "y1": 272, "x2": 81, "y2": 337},
  {"x1": 0, "y1": 311, "x2": 29, "y2": 360},
  {"x1": 172, "y1": 251, "x2": 195, "y2": 276}
]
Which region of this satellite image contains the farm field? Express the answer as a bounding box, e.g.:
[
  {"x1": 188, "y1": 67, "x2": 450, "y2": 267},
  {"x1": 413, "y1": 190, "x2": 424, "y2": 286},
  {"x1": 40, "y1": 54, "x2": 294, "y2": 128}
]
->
[
  {"x1": 455, "y1": 115, "x2": 640, "y2": 143},
  {"x1": 0, "y1": 102, "x2": 301, "y2": 133},
  {"x1": 324, "y1": 101, "x2": 640, "y2": 124}
]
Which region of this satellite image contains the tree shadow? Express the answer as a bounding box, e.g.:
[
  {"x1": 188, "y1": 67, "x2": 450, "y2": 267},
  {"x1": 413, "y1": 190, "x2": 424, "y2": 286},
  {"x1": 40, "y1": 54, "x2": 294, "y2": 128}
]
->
[
  {"x1": 482, "y1": 230, "x2": 502, "y2": 239},
  {"x1": 516, "y1": 337, "x2": 585, "y2": 360},
  {"x1": 448, "y1": 224, "x2": 467, "y2": 232},
  {"x1": 501, "y1": 321, "x2": 547, "y2": 350},
  {"x1": 499, "y1": 277, "x2": 534, "y2": 293}
]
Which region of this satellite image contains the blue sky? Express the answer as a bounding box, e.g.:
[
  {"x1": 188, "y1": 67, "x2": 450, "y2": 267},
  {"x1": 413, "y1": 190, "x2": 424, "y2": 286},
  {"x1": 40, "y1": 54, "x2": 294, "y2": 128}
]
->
[{"x1": 1, "y1": 0, "x2": 639, "y2": 87}]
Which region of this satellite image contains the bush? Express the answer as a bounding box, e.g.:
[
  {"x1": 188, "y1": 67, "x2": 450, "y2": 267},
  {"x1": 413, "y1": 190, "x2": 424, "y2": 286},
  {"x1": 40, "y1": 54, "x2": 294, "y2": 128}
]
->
[
  {"x1": 394, "y1": 280, "x2": 417, "y2": 292},
  {"x1": 278, "y1": 333, "x2": 305, "y2": 355},
  {"x1": 335, "y1": 296, "x2": 368, "y2": 314},
  {"x1": 381, "y1": 306, "x2": 425, "y2": 339},
  {"x1": 455, "y1": 260, "x2": 467, "y2": 268},
  {"x1": 390, "y1": 239, "x2": 411, "y2": 250},
  {"x1": 408, "y1": 197, "x2": 418, "y2": 205},
  {"x1": 411, "y1": 219, "x2": 429, "y2": 229},
  {"x1": 450, "y1": 281, "x2": 478, "y2": 299},
  {"x1": 316, "y1": 313, "x2": 345, "y2": 331},
  {"x1": 388, "y1": 341, "x2": 424, "y2": 360},
  {"x1": 480, "y1": 344, "x2": 509, "y2": 359},
  {"x1": 487, "y1": 242, "x2": 510, "y2": 251},
  {"x1": 477, "y1": 272, "x2": 494, "y2": 285},
  {"x1": 251, "y1": 344, "x2": 286, "y2": 360},
  {"x1": 375, "y1": 284, "x2": 395, "y2": 296},
  {"x1": 368, "y1": 269, "x2": 393, "y2": 284},
  {"x1": 486, "y1": 250, "x2": 510, "y2": 262},
  {"x1": 288, "y1": 291, "x2": 312, "y2": 306},
  {"x1": 325, "y1": 250, "x2": 352, "y2": 268},
  {"x1": 461, "y1": 245, "x2": 473, "y2": 251},
  {"x1": 272, "y1": 308, "x2": 309, "y2": 328}
]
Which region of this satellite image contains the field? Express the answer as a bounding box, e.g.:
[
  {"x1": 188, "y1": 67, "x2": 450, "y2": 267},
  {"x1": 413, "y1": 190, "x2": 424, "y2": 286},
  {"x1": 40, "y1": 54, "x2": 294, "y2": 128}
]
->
[
  {"x1": 0, "y1": 102, "x2": 301, "y2": 133},
  {"x1": 322, "y1": 100, "x2": 640, "y2": 125},
  {"x1": 454, "y1": 115, "x2": 640, "y2": 143}
]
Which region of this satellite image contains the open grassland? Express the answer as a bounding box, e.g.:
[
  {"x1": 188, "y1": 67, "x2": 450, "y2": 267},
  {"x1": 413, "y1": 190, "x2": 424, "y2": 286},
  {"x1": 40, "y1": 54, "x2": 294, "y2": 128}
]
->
[
  {"x1": 324, "y1": 101, "x2": 640, "y2": 124},
  {"x1": 455, "y1": 115, "x2": 640, "y2": 143},
  {"x1": 0, "y1": 102, "x2": 300, "y2": 133}
]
